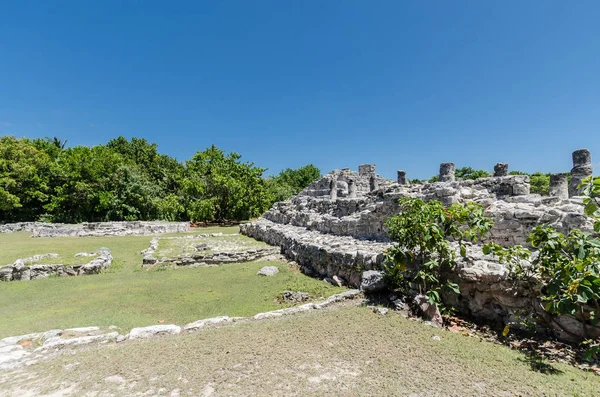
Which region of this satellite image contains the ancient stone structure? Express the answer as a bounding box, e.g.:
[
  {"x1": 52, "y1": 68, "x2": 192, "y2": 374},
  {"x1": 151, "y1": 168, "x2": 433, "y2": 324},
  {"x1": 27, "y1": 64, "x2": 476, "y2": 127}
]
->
[
  {"x1": 369, "y1": 175, "x2": 378, "y2": 191},
  {"x1": 348, "y1": 179, "x2": 357, "y2": 198},
  {"x1": 397, "y1": 170, "x2": 407, "y2": 185},
  {"x1": 493, "y1": 163, "x2": 508, "y2": 177},
  {"x1": 549, "y1": 173, "x2": 569, "y2": 199},
  {"x1": 141, "y1": 234, "x2": 280, "y2": 267},
  {"x1": 0, "y1": 222, "x2": 39, "y2": 233},
  {"x1": 569, "y1": 149, "x2": 593, "y2": 197},
  {"x1": 29, "y1": 221, "x2": 190, "y2": 238},
  {"x1": 241, "y1": 151, "x2": 597, "y2": 342},
  {"x1": 439, "y1": 162, "x2": 455, "y2": 182},
  {"x1": 329, "y1": 180, "x2": 338, "y2": 200},
  {"x1": 0, "y1": 248, "x2": 113, "y2": 282}
]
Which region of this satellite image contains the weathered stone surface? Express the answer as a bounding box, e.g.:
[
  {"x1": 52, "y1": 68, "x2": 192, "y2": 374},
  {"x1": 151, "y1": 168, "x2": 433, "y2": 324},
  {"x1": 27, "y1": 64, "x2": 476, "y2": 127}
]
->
[
  {"x1": 29, "y1": 221, "x2": 190, "y2": 238},
  {"x1": 183, "y1": 316, "x2": 234, "y2": 331},
  {"x1": 397, "y1": 170, "x2": 407, "y2": 185},
  {"x1": 129, "y1": 325, "x2": 182, "y2": 340},
  {"x1": 493, "y1": 163, "x2": 508, "y2": 177},
  {"x1": 360, "y1": 270, "x2": 387, "y2": 293},
  {"x1": 549, "y1": 173, "x2": 569, "y2": 199},
  {"x1": 569, "y1": 149, "x2": 593, "y2": 197},
  {"x1": 439, "y1": 163, "x2": 455, "y2": 182},
  {"x1": 257, "y1": 266, "x2": 279, "y2": 276},
  {"x1": 1, "y1": 248, "x2": 113, "y2": 282},
  {"x1": 281, "y1": 290, "x2": 310, "y2": 303},
  {"x1": 413, "y1": 294, "x2": 442, "y2": 326},
  {"x1": 241, "y1": 159, "x2": 597, "y2": 342}
]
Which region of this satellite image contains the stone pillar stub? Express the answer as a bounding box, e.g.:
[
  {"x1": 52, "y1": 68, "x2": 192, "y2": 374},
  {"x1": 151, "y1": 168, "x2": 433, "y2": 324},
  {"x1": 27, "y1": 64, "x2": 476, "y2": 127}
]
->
[
  {"x1": 569, "y1": 149, "x2": 593, "y2": 197},
  {"x1": 348, "y1": 179, "x2": 357, "y2": 198},
  {"x1": 494, "y1": 163, "x2": 508, "y2": 177},
  {"x1": 358, "y1": 164, "x2": 376, "y2": 177},
  {"x1": 439, "y1": 163, "x2": 455, "y2": 182},
  {"x1": 397, "y1": 170, "x2": 407, "y2": 185},
  {"x1": 369, "y1": 175, "x2": 378, "y2": 192},
  {"x1": 329, "y1": 179, "x2": 337, "y2": 200},
  {"x1": 549, "y1": 173, "x2": 569, "y2": 200}
]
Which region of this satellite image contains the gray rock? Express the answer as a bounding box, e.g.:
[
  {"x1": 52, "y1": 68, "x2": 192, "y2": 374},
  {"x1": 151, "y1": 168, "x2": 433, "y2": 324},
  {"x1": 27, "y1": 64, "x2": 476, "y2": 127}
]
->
[
  {"x1": 281, "y1": 291, "x2": 310, "y2": 303},
  {"x1": 360, "y1": 270, "x2": 387, "y2": 293},
  {"x1": 128, "y1": 324, "x2": 181, "y2": 340},
  {"x1": 257, "y1": 266, "x2": 279, "y2": 276},
  {"x1": 413, "y1": 294, "x2": 443, "y2": 326}
]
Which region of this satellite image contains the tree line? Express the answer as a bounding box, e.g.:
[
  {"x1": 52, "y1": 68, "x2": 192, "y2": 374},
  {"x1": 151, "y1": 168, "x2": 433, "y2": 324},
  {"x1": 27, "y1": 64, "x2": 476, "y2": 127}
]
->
[{"x1": 0, "y1": 135, "x2": 320, "y2": 224}]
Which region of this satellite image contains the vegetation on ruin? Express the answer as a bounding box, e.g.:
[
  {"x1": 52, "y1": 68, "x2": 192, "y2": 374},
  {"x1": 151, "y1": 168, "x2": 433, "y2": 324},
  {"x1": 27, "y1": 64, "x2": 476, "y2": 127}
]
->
[
  {"x1": 484, "y1": 176, "x2": 600, "y2": 344},
  {"x1": 424, "y1": 166, "x2": 553, "y2": 196},
  {"x1": 384, "y1": 197, "x2": 493, "y2": 308},
  {"x1": 0, "y1": 228, "x2": 343, "y2": 338},
  {"x1": 0, "y1": 135, "x2": 320, "y2": 223}
]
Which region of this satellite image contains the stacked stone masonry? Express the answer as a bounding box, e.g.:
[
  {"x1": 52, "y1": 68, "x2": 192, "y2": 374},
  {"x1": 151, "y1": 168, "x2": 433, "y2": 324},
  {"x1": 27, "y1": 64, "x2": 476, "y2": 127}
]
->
[
  {"x1": 241, "y1": 154, "x2": 597, "y2": 342},
  {"x1": 0, "y1": 248, "x2": 113, "y2": 282}
]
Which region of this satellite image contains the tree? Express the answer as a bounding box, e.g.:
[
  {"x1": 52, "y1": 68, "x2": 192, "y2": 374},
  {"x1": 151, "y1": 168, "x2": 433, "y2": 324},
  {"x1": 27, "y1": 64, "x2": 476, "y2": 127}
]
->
[
  {"x1": 0, "y1": 136, "x2": 52, "y2": 222},
  {"x1": 266, "y1": 164, "x2": 321, "y2": 203},
  {"x1": 183, "y1": 145, "x2": 271, "y2": 222}
]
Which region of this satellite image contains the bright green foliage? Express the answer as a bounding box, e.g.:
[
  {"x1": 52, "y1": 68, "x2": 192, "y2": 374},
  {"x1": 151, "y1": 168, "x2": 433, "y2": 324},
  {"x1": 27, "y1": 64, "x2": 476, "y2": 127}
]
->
[
  {"x1": 0, "y1": 136, "x2": 52, "y2": 221},
  {"x1": 1, "y1": 135, "x2": 287, "y2": 223},
  {"x1": 510, "y1": 170, "x2": 553, "y2": 195},
  {"x1": 183, "y1": 145, "x2": 271, "y2": 222},
  {"x1": 484, "y1": 178, "x2": 600, "y2": 340},
  {"x1": 455, "y1": 167, "x2": 491, "y2": 180},
  {"x1": 428, "y1": 167, "x2": 491, "y2": 183},
  {"x1": 530, "y1": 172, "x2": 550, "y2": 196},
  {"x1": 384, "y1": 197, "x2": 493, "y2": 306},
  {"x1": 265, "y1": 164, "x2": 321, "y2": 203},
  {"x1": 581, "y1": 176, "x2": 600, "y2": 232}
]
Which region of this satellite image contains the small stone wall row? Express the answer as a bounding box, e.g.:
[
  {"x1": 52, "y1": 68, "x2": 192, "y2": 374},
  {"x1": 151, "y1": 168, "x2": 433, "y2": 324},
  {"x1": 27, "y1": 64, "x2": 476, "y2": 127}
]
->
[
  {"x1": 0, "y1": 248, "x2": 113, "y2": 282},
  {"x1": 0, "y1": 290, "x2": 361, "y2": 370},
  {"x1": 0, "y1": 221, "x2": 190, "y2": 237},
  {"x1": 141, "y1": 236, "x2": 280, "y2": 267}
]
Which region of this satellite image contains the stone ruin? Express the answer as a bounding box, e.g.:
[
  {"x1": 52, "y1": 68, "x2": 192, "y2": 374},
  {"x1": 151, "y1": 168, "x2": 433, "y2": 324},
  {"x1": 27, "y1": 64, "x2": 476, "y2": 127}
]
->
[
  {"x1": 241, "y1": 150, "x2": 598, "y2": 341},
  {"x1": 0, "y1": 221, "x2": 190, "y2": 237},
  {"x1": 0, "y1": 248, "x2": 113, "y2": 282},
  {"x1": 141, "y1": 233, "x2": 280, "y2": 268}
]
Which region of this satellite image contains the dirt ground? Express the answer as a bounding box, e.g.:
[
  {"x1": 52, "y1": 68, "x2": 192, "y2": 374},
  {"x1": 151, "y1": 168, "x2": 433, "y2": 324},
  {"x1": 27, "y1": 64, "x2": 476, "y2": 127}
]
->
[{"x1": 1, "y1": 305, "x2": 599, "y2": 397}]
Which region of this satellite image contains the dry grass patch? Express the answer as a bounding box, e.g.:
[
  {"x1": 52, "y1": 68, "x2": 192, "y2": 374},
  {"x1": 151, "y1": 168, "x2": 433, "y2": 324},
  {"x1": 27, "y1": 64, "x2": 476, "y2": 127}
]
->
[{"x1": 2, "y1": 306, "x2": 599, "y2": 396}]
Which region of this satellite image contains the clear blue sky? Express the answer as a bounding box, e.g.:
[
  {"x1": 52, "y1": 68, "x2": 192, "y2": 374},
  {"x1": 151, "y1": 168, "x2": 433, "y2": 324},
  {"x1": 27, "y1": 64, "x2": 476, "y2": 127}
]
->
[{"x1": 1, "y1": 1, "x2": 599, "y2": 179}]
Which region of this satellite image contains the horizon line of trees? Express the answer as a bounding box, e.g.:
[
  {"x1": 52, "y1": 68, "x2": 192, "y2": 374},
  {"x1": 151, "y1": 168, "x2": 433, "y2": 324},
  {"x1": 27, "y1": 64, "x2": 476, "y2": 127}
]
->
[{"x1": 0, "y1": 135, "x2": 320, "y2": 224}]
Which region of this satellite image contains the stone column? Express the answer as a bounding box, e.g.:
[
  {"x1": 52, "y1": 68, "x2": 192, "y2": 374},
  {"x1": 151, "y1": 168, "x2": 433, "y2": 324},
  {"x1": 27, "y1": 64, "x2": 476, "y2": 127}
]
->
[
  {"x1": 569, "y1": 149, "x2": 593, "y2": 197},
  {"x1": 358, "y1": 164, "x2": 376, "y2": 177},
  {"x1": 369, "y1": 175, "x2": 379, "y2": 191},
  {"x1": 494, "y1": 163, "x2": 508, "y2": 177},
  {"x1": 348, "y1": 179, "x2": 357, "y2": 198},
  {"x1": 549, "y1": 173, "x2": 569, "y2": 199},
  {"x1": 397, "y1": 170, "x2": 407, "y2": 185},
  {"x1": 329, "y1": 179, "x2": 337, "y2": 200},
  {"x1": 439, "y1": 163, "x2": 455, "y2": 182}
]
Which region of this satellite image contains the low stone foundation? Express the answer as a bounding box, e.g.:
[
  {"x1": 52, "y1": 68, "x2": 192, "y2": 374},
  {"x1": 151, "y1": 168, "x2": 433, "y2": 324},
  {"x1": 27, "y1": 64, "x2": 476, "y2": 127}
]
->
[
  {"x1": 29, "y1": 221, "x2": 190, "y2": 238},
  {"x1": 0, "y1": 248, "x2": 113, "y2": 282},
  {"x1": 142, "y1": 233, "x2": 281, "y2": 268}
]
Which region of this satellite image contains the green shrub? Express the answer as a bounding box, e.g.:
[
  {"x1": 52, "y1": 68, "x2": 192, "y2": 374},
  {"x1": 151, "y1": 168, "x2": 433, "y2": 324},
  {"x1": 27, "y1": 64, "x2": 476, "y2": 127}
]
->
[{"x1": 384, "y1": 197, "x2": 493, "y2": 308}]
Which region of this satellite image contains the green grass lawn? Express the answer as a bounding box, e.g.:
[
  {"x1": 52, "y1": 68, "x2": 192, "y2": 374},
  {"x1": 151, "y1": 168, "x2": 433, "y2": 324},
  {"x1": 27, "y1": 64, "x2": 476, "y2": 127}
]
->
[{"x1": 0, "y1": 228, "x2": 342, "y2": 338}]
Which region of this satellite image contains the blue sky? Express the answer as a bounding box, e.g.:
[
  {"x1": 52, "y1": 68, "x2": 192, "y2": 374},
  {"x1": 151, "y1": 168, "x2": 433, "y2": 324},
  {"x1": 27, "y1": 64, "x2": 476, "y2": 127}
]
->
[{"x1": 1, "y1": 1, "x2": 599, "y2": 179}]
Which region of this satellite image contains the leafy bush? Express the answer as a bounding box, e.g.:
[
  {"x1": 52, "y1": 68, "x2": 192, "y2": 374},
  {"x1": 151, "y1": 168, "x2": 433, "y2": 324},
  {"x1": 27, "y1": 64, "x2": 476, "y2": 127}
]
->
[
  {"x1": 384, "y1": 197, "x2": 493, "y2": 307},
  {"x1": 484, "y1": 176, "x2": 600, "y2": 340}
]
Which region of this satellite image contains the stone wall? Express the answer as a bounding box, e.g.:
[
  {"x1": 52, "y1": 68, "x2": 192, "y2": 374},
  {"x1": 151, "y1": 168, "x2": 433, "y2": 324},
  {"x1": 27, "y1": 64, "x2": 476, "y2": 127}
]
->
[
  {"x1": 29, "y1": 221, "x2": 190, "y2": 238},
  {"x1": 0, "y1": 248, "x2": 113, "y2": 282},
  {"x1": 0, "y1": 222, "x2": 40, "y2": 233},
  {"x1": 241, "y1": 153, "x2": 597, "y2": 342}
]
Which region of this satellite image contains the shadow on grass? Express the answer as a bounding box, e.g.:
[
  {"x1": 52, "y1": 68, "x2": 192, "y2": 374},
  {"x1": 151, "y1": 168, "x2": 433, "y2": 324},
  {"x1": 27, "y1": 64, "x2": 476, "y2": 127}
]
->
[{"x1": 519, "y1": 352, "x2": 563, "y2": 375}]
